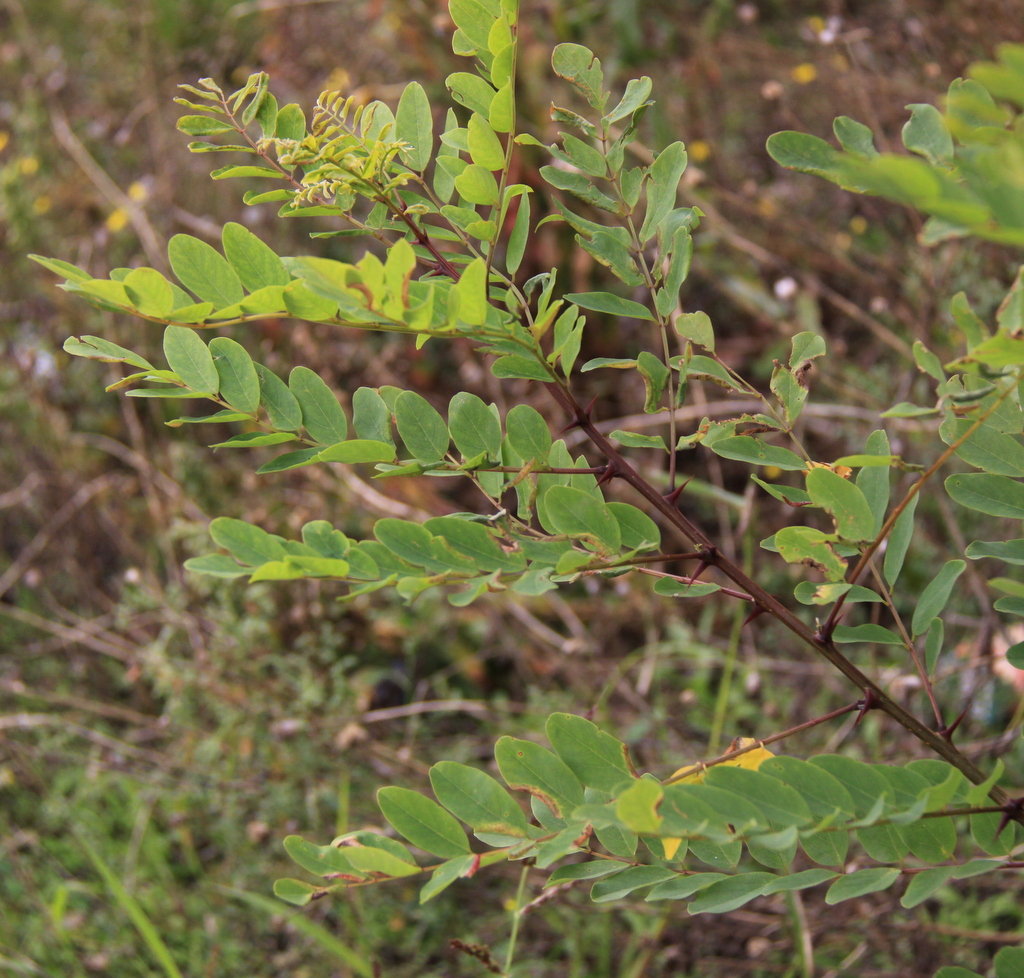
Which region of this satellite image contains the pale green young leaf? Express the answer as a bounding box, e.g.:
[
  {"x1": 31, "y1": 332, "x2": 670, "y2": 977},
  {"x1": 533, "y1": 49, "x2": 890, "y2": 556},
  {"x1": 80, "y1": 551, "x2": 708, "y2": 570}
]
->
[
  {"x1": 177, "y1": 114, "x2": 235, "y2": 136},
  {"x1": 168, "y1": 234, "x2": 244, "y2": 307},
  {"x1": 395, "y1": 82, "x2": 433, "y2": 171},
  {"x1": 289, "y1": 366, "x2": 347, "y2": 445},
  {"x1": 30, "y1": 254, "x2": 92, "y2": 282},
  {"x1": 467, "y1": 114, "x2": 505, "y2": 170},
  {"x1": 446, "y1": 72, "x2": 496, "y2": 118},
  {"x1": 211, "y1": 165, "x2": 288, "y2": 181},
  {"x1": 455, "y1": 257, "x2": 489, "y2": 325},
  {"x1": 124, "y1": 268, "x2": 174, "y2": 318},
  {"x1": 452, "y1": 164, "x2": 499, "y2": 204},
  {"x1": 433, "y1": 110, "x2": 461, "y2": 203},
  {"x1": 395, "y1": 391, "x2": 449, "y2": 462}
]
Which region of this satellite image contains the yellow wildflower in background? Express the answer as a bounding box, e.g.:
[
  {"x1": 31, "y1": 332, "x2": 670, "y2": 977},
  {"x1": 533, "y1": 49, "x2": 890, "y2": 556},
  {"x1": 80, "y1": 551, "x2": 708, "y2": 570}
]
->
[
  {"x1": 0, "y1": 131, "x2": 10, "y2": 153},
  {"x1": 106, "y1": 208, "x2": 129, "y2": 232},
  {"x1": 689, "y1": 140, "x2": 711, "y2": 163},
  {"x1": 32, "y1": 195, "x2": 51, "y2": 215},
  {"x1": 19, "y1": 156, "x2": 39, "y2": 175},
  {"x1": 791, "y1": 63, "x2": 817, "y2": 84},
  {"x1": 128, "y1": 181, "x2": 148, "y2": 202}
]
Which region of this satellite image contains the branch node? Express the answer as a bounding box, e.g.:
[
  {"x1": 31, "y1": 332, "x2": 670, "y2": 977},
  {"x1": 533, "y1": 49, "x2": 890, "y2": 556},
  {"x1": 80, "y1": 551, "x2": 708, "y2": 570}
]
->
[{"x1": 854, "y1": 687, "x2": 880, "y2": 728}]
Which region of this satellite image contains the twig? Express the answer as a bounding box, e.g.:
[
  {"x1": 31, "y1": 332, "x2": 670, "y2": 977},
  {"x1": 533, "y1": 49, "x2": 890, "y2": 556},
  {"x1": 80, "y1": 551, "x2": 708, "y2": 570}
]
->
[{"x1": 360, "y1": 699, "x2": 493, "y2": 723}]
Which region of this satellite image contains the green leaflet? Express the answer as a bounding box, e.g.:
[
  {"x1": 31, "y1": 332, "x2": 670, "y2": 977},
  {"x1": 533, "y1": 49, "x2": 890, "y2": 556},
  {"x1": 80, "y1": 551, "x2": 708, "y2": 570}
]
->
[
  {"x1": 395, "y1": 82, "x2": 433, "y2": 171},
  {"x1": 429, "y1": 761, "x2": 531, "y2": 839},
  {"x1": 825, "y1": 867, "x2": 900, "y2": 905},
  {"x1": 495, "y1": 737, "x2": 584, "y2": 819},
  {"x1": 911, "y1": 560, "x2": 965, "y2": 637},
  {"x1": 546, "y1": 713, "x2": 633, "y2": 794},
  {"x1": 395, "y1": 391, "x2": 450, "y2": 463},
  {"x1": 377, "y1": 787, "x2": 470, "y2": 858},
  {"x1": 167, "y1": 233, "x2": 243, "y2": 307},
  {"x1": 449, "y1": 392, "x2": 502, "y2": 460},
  {"x1": 163, "y1": 326, "x2": 218, "y2": 395},
  {"x1": 209, "y1": 337, "x2": 259, "y2": 414},
  {"x1": 221, "y1": 222, "x2": 290, "y2": 292},
  {"x1": 806, "y1": 467, "x2": 875, "y2": 542},
  {"x1": 946, "y1": 473, "x2": 1024, "y2": 518},
  {"x1": 255, "y1": 364, "x2": 302, "y2": 431},
  {"x1": 544, "y1": 485, "x2": 621, "y2": 551},
  {"x1": 289, "y1": 366, "x2": 348, "y2": 445}
]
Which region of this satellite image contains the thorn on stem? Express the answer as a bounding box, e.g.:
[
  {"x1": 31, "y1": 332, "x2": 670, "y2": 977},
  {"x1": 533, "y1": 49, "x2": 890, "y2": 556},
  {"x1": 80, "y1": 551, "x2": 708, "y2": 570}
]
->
[
  {"x1": 742, "y1": 605, "x2": 767, "y2": 628},
  {"x1": 854, "y1": 687, "x2": 879, "y2": 728},
  {"x1": 939, "y1": 703, "x2": 970, "y2": 742},
  {"x1": 664, "y1": 476, "x2": 693, "y2": 507},
  {"x1": 996, "y1": 797, "x2": 1024, "y2": 838}
]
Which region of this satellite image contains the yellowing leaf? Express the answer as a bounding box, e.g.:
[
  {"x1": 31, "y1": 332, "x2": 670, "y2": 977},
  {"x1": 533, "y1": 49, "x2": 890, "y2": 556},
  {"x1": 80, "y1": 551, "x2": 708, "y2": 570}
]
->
[{"x1": 668, "y1": 737, "x2": 775, "y2": 784}]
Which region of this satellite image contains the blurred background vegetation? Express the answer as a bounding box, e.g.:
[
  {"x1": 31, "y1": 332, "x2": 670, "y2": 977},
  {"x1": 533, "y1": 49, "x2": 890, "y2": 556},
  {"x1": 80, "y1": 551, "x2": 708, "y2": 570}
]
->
[{"x1": 2, "y1": 0, "x2": 1024, "y2": 974}]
